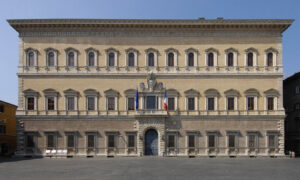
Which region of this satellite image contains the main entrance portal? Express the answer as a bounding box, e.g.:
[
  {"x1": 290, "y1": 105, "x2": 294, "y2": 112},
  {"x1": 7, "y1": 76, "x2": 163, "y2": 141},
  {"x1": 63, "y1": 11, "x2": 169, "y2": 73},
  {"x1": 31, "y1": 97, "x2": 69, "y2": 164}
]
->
[{"x1": 145, "y1": 129, "x2": 158, "y2": 155}]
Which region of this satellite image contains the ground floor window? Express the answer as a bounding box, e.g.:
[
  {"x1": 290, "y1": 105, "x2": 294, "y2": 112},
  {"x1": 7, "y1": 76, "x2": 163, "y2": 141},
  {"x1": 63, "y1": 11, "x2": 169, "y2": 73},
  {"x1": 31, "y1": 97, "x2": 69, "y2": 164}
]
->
[
  {"x1": 108, "y1": 135, "x2": 115, "y2": 148},
  {"x1": 67, "y1": 134, "x2": 75, "y2": 148},
  {"x1": 87, "y1": 135, "x2": 95, "y2": 148},
  {"x1": 127, "y1": 134, "x2": 135, "y2": 148},
  {"x1": 168, "y1": 135, "x2": 175, "y2": 148},
  {"x1": 228, "y1": 135, "x2": 235, "y2": 148},
  {"x1": 268, "y1": 135, "x2": 276, "y2": 148},
  {"x1": 47, "y1": 134, "x2": 56, "y2": 149},
  {"x1": 188, "y1": 135, "x2": 195, "y2": 148},
  {"x1": 248, "y1": 135, "x2": 256, "y2": 148},
  {"x1": 208, "y1": 135, "x2": 215, "y2": 148}
]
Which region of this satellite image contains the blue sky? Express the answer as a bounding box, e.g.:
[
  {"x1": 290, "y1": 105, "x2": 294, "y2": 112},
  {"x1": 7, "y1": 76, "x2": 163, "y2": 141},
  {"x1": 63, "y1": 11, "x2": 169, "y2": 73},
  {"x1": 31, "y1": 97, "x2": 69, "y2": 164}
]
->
[{"x1": 0, "y1": 0, "x2": 299, "y2": 105}]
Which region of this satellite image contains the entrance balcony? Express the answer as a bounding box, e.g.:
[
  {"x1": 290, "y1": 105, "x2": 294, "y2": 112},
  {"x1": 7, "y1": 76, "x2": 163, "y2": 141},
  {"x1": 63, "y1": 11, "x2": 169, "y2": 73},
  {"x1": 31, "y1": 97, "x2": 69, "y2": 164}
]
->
[{"x1": 135, "y1": 109, "x2": 168, "y2": 117}]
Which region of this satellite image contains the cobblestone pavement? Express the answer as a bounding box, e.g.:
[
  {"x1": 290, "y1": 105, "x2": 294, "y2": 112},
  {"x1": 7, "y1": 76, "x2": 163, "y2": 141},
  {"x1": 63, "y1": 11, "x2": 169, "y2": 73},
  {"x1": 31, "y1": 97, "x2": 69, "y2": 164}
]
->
[{"x1": 0, "y1": 157, "x2": 299, "y2": 180}]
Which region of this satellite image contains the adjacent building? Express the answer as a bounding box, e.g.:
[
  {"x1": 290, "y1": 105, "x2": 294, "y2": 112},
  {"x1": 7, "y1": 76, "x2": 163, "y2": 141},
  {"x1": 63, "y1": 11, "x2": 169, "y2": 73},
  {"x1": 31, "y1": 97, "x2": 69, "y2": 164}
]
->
[
  {"x1": 0, "y1": 100, "x2": 17, "y2": 156},
  {"x1": 8, "y1": 18, "x2": 293, "y2": 157},
  {"x1": 284, "y1": 72, "x2": 300, "y2": 156}
]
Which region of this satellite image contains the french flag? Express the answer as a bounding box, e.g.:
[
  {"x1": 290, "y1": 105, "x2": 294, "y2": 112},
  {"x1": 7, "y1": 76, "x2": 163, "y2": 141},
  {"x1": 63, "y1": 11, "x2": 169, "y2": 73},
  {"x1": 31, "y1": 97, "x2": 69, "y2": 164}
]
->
[{"x1": 164, "y1": 89, "x2": 168, "y2": 110}]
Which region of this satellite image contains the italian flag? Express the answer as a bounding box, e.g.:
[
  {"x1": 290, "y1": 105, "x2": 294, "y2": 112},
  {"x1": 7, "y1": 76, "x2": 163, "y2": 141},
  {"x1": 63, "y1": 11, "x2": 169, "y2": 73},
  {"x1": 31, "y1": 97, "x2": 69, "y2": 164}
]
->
[{"x1": 164, "y1": 89, "x2": 168, "y2": 110}]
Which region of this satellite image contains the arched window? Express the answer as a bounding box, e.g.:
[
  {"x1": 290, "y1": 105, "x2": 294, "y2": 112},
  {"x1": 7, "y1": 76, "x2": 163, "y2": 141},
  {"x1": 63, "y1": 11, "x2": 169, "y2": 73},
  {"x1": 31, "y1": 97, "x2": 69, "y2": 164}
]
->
[
  {"x1": 188, "y1": 52, "x2": 194, "y2": 67},
  {"x1": 28, "y1": 52, "x2": 34, "y2": 67},
  {"x1": 128, "y1": 52, "x2": 134, "y2": 67},
  {"x1": 108, "y1": 52, "x2": 115, "y2": 67},
  {"x1": 267, "y1": 53, "x2": 273, "y2": 66},
  {"x1": 208, "y1": 53, "x2": 214, "y2": 67},
  {"x1": 48, "y1": 52, "x2": 55, "y2": 67},
  {"x1": 168, "y1": 52, "x2": 174, "y2": 67},
  {"x1": 227, "y1": 52, "x2": 233, "y2": 67},
  {"x1": 247, "y1": 52, "x2": 253, "y2": 67},
  {"x1": 67, "y1": 52, "x2": 75, "y2": 66},
  {"x1": 148, "y1": 53, "x2": 154, "y2": 67},
  {"x1": 88, "y1": 52, "x2": 95, "y2": 67}
]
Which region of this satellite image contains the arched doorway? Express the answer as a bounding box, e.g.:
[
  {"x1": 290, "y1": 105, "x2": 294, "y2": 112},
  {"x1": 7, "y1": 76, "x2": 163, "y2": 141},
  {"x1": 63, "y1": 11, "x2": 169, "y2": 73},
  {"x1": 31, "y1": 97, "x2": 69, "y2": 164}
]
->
[{"x1": 145, "y1": 129, "x2": 158, "y2": 155}]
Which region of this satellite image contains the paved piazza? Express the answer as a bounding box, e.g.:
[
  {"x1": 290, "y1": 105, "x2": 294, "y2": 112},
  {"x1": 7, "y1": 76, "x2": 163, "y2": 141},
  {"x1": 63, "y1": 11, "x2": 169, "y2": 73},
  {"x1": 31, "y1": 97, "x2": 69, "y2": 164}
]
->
[{"x1": 0, "y1": 157, "x2": 299, "y2": 180}]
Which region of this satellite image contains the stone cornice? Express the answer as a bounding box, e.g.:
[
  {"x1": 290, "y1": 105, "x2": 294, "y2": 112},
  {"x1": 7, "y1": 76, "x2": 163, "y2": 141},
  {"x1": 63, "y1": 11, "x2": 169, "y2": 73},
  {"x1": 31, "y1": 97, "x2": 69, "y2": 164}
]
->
[
  {"x1": 17, "y1": 73, "x2": 284, "y2": 79},
  {"x1": 8, "y1": 18, "x2": 294, "y2": 34}
]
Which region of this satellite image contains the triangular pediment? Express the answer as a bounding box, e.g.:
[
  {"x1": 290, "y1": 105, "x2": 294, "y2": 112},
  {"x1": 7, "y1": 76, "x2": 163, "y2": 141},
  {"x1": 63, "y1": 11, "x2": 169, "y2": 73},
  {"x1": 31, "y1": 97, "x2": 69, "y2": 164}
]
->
[
  {"x1": 104, "y1": 89, "x2": 119, "y2": 96},
  {"x1": 264, "y1": 88, "x2": 280, "y2": 96},
  {"x1": 244, "y1": 88, "x2": 260, "y2": 96}
]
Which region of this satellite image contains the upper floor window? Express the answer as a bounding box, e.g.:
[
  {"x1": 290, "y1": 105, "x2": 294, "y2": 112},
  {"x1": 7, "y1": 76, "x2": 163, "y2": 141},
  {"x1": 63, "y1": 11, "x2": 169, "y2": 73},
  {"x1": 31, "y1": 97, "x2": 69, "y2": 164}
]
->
[
  {"x1": 43, "y1": 88, "x2": 59, "y2": 111},
  {"x1": 47, "y1": 97, "x2": 55, "y2": 111},
  {"x1": 227, "y1": 97, "x2": 234, "y2": 110},
  {"x1": 207, "y1": 97, "x2": 215, "y2": 111},
  {"x1": 67, "y1": 52, "x2": 75, "y2": 67},
  {"x1": 227, "y1": 52, "x2": 234, "y2": 67},
  {"x1": 148, "y1": 53, "x2": 154, "y2": 67},
  {"x1": 67, "y1": 97, "x2": 75, "y2": 111},
  {"x1": 267, "y1": 97, "x2": 274, "y2": 110},
  {"x1": 188, "y1": 52, "x2": 194, "y2": 67},
  {"x1": 88, "y1": 52, "x2": 95, "y2": 67},
  {"x1": 84, "y1": 89, "x2": 99, "y2": 111},
  {"x1": 188, "y1": 98, "x2": 195, "y2": 110},
  {"x1": 185, "y1": 89, "x2": 199, "y2": 111},
  {"x1": 108, "y1": 97, "x2": 115, "y2": 110},
  {"x1": 128, "y1": 53, "x2": 135, "y2": 67},
  {"x1": 224, "y1": 89, "x2": 239, "y2": 111},
  {"x1": 127, "y1": 97, "x2": 135, "y2": 111},
  {"x1": 28, "y1": 52, "x2": 35, "y2": 67},
  {"x1": 247, "y1": 97, "x2": 254, "y2": 110},
  {"x1": 87, "y1": 97, "x2": 95, "y2": 111},
  {"x1": 0, "y1": 105, "x2": 4, "y2": 113},
  {"x1": 267, "y1": 52, "x2": 273, "y2": 67},
  {"x1": 63, "y1": 89, "x2": 79, "y2": 111},
  {"x1": 296, "y1": 86, "x2": 300, "y2": 94},
  {"x1": 47, "y1": 52, "x2": 55, "y2": 67},
  {"x1": 108, "y1": 53, "x2": 115, "y2": 67},
  {"x1": 0, "y1": 125, "x2": 6, "y2": 135},
  {"x1": 168, "y1": 97, "x2": 175, "y2": 111},
  {"x1": 23, "y1": 89, "x2": 39, "y2": 111},
  {"x1": 208, "y1": 53, "x2": 214, "y2": 67},
  {"x1": 27, "y1": 97, "x2": 34, "y2": 110},
  {"x1": 104, "y1": 89, "x2": 119, "y2": 111},
  {"x1": 205, "y1": 89, "x2": 219, "y2": 111},
  {"x1": 168, "y1": 52, "x2": 174, "y2": 67},
  {"x1": 247, "y1": 52, "x2": 253, "y2": 67},
  {"x1": 264, "y1": 88, "x2": 279, "y2": 111},
  {"x1": 165, "y1": 48, "x2": 178, "y2": 68}
]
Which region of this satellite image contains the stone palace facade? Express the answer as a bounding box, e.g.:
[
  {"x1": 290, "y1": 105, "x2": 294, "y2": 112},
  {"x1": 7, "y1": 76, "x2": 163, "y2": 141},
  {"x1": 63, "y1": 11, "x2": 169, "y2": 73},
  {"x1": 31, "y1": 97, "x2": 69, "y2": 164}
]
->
[{"x1": 8, "y1": 18, "x2": 293, "y2": 157}]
